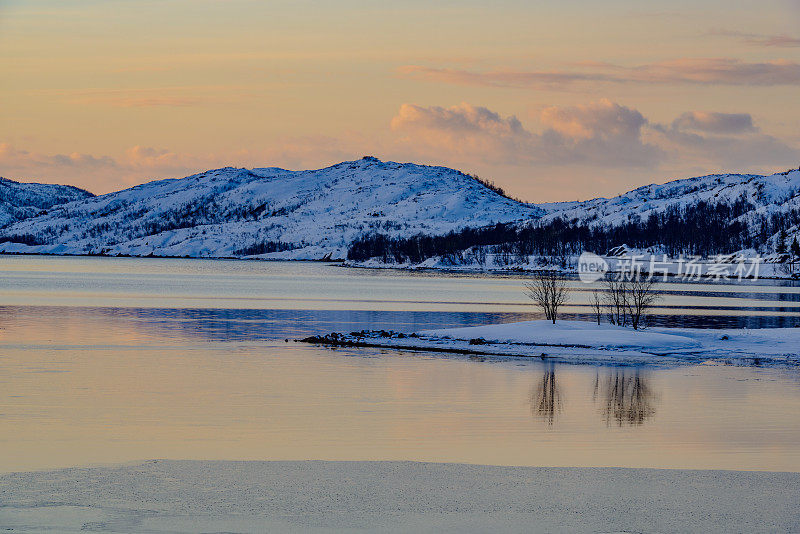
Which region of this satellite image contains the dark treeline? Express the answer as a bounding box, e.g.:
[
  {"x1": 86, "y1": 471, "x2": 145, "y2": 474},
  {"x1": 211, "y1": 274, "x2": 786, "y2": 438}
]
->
[
  {"x1": 0, "y1": 233, "x2": 43, "y2": 246},
  {"x1": 348, "y1": 198, "x2": 800, "y2": 264},
  {"x1": 233, "y1": 240, "x2": 297, "y2": 256}
]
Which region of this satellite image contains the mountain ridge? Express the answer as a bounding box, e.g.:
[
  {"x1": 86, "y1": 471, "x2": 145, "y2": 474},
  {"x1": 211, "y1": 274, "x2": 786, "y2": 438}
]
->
[
  {"x1": 0, "y1": 177, "x2": 94, "y2": 229},
  {"x1": 0, "y1": 157, "x2": 541, "y2": 259},
  {"x1": 1, "y1": 159, "x2": 798, "y2": 260}
]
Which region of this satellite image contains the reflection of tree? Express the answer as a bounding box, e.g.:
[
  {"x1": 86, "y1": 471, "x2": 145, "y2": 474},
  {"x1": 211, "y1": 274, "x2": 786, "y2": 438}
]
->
[
  {"x1": 593, "y1": 369, "x2": 657, "y2": 426},
  {"x1": 531, "y1": 364, "x2": 562, "y2": 425}
]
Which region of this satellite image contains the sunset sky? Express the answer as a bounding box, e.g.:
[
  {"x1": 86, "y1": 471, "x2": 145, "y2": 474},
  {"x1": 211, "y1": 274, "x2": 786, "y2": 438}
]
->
[{"x1": 1, "y1": 0, "x2": 799, "y2": 201}]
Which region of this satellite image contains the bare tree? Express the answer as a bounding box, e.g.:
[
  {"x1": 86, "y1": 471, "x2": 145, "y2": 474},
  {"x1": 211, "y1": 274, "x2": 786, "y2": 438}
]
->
[
  {"x1": 525, "y1": 271, "x2": 569, "y2": 324},
  {"x1": 778, "y1": 259, "x2": 797, "y2": 278},
  {"x1": 626, "y1": 276, "x2": 660, "y2": 330},
  {"x1": 603, "y1": 276, "x2": 628, "y2": 326},
  {"x1": 590, "y1": 289, "x2": 603, "y2": 325}
]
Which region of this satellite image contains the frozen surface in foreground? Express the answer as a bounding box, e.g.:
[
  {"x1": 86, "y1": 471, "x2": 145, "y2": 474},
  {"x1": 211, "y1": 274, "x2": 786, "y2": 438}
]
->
[
  {"x1": 1, "y1": 460, "x2": 798, "y2": 533},
  {"x1": 304, "y1": 320, "x2": 800, "y2": 367}
]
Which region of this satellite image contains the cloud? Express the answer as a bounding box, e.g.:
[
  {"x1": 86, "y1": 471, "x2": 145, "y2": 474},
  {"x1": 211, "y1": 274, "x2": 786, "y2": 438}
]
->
[
  {"x1": 390, "y1": 100, "x2": 798, "y2": 175},
  {"x1": 627, "y1": 58, "x2": 800, "y2": 85},
  {"x1": 1, "y1": 102, "x2": 796, "y2": 202},
  {"x1": 650, "y1": 119, "x2": 798, "y2": 171},
  {"x1": 540, "y1": 100, "x2": 647, "y2": 140},
  {"x1": 0, "y1": 137, "x2": 360, "y2": 194},
  {"x1": 671, "y1": 111, "x2": 756, "y2": 134},
  {"x1": 397, "y1": 65, "x2": 614, "y2": 90},
  {"x1": 399, "y1": 58, "x2": 800, "y2": 89},
  {"x1": 391, "y1": 100, "x2": 661, "y2": 168},
  {"x1": 0, "y1": 143, "x2": 117, "y2": 171},
  {"x1": 390, "y1": 103, "x2": 534, "y2": 163},
  {"x1": 123, "y1": 146, "x2": 188, "y2": 169},
  {"x1": 712, "y1": 30, "x2": 800, "y2": 47},
  {"x1": 538, "y1": 100, "x2": 661, "y2": 167}
]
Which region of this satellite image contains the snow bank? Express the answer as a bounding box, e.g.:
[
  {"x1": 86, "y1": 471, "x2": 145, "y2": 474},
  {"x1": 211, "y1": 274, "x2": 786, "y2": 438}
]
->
[
  {"x1": 425, "y1": 320, "x2": 800, "y2": 361},
  {"x1": 301, "y1": 320, "x2": 800, "y2": 367},
  {"x1": 422, "y1": 320, "x2": 701, "y2": 351}
]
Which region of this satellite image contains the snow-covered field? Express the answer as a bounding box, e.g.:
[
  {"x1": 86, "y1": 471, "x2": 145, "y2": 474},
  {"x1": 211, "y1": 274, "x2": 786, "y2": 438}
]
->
[
  {"x1": 1, "y1": 460, "x2": 798, "y2": 533},
  {"x1": 302, "y1": 320, "x2": 800, "y2": 367}
]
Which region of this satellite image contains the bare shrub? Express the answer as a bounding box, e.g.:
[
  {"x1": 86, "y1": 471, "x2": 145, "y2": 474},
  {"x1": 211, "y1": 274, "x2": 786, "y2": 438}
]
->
[
  {"x1": 525, "y1": 271, "x2": 569, "y2": 324},
  {"x1": 602, "y1": 274, "x2": 660, "y2": 329},
  {"x1": 626, "y1": 277, "x2": 660, "y2": 330},
  {"x1": 778, "y1": 260, "x2": 798, "y2": 278},
  {"x1": 590, "y1": 289, "x2": 603, "y2": 325},
  {"x1": 603, "y1": 276, "x2": 629, "y2": 326}
]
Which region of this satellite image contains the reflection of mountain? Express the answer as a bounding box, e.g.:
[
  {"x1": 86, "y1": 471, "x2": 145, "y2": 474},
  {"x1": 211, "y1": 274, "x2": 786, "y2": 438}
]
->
[
  {"x1": 531, "y1": 364, "x2": 562, "y2": 425},
  {"x1": 594, "y1": 369, "x2": 657, "y2": 426}
]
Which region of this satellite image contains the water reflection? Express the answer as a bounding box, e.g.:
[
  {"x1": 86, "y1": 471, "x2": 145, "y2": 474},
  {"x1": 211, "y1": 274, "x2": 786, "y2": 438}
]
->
[
  {"x1": 0, "y1": 306, "x2": 537, "y2": 343},
  {"x1": 531, "y1": 363, "x2": 562, "y2": 425},
  {"x1": 593, "y1": 369, "x2": 658, "y2": 426},
  {"x1": 2, "y1": 299, "x2": 800, "y2": 472}
]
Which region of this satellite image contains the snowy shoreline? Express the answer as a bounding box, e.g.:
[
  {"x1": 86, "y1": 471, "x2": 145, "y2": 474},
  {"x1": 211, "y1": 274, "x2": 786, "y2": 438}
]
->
[
  {"x1": 1, "y1": 460, "x2": 798, "y2": 533},
  {"x1": 1, "y1": 248, "x2": 799, "y2": 282},
  {"x1": 300, "y1": 320, "x2": 800, "y2": 367},
  {"x1": 2, "y1": 250, "x2": 800, "y2": 283},
  {"x1": 344, "y1": 250, "x2": 800, "y2": 280}
]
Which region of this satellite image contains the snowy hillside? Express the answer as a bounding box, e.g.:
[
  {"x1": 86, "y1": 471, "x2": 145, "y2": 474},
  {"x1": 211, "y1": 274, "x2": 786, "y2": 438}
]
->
[
  {"x1": 0, "y1": 177, "x2": 93, "y2": 228},
  {"x1": 346, "y1": 167, "x2": 800, "y2": 269},
  {"x1": 2, "y1": 160, "x2": 799, "y2": 262},
  {"x1": 538, "y1": 169, "x2": 800, "y2": 232},
  {"x1": 0, "y1": 157, "x2": 541, "y2": 259}
]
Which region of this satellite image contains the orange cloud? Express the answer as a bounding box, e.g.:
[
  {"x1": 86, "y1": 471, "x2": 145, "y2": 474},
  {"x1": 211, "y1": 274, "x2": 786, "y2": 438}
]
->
[
  {"x1": 671, "y1": 111, "x2": 756, "y2": 134},
  {"x1": 540, "y1": 99, "x2": 647, "y2": 141},
  {"x1": 1, "y1": 101, "x2": 796, "y2": 199},
  {"x1": 391, "y1": 100, "x2": 660, "y2": 168},
  {"x1": 390, "y1": 100, "x2": 798, "y2": 173}
]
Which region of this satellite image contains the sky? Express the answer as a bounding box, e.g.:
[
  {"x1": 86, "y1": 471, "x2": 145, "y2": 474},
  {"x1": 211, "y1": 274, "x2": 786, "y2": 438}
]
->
[{"x1": 1, "y1": 0, "x2": 799, "y2": 201}]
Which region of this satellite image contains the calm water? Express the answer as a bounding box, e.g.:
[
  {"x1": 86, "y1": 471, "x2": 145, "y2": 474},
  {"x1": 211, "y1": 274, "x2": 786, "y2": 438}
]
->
[{"x1": 1, "y1": 256, "x2": 799, "y2": 473}]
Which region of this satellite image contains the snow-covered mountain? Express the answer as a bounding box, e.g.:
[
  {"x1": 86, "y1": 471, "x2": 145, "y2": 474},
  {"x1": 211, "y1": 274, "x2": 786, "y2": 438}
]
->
[
  {"x1": 2, "y1": 159, "x2": 798, "y2": 261},
  {"x1": 538, "y1": 169, "x2": 800, "y2": 232},
  {"x1": 0, "y1": 177, "x2": 93, "y2": 228},
  {"x1": 0, "y1": 157, "x2": 542, "y2": 259},
  {"x1": 345, "y1": 166, "x2": 800, "y2": 268}
]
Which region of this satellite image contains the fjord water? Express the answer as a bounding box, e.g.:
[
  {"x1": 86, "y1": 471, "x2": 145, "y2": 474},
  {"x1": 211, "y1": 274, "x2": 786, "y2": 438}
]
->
[{"x1": 1, "y1": 256, "x2": 799, "y2": 473}]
